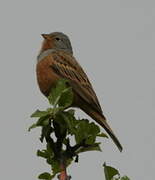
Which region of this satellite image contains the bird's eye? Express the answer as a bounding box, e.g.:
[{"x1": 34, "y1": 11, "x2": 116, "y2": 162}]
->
[{"x1": 55, "y1": 37, "x2": 61, "y2": 41}]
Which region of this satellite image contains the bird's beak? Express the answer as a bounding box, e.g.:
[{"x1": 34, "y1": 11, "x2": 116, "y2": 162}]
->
[{"x1": 41, "y1": 34, "x2": 50, "y2": 40}]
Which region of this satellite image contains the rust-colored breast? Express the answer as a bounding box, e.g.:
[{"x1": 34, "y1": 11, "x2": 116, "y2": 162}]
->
[{"x1": 36, "y1": 55, "x2": 59, "y2": 96}]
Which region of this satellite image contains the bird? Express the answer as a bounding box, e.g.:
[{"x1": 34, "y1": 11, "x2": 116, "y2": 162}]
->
[{"x1": 36, "y1": 32, "x2": 123, "y2": 152}]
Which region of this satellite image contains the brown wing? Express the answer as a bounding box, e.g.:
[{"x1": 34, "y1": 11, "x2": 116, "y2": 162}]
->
[{"x1": 50, "y1": 51, "x2": 103, "y2": 114}]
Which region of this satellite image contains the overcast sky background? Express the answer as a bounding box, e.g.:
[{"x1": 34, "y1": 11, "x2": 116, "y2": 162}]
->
[{"x1": 0, "y1": 0, "x2": 155, "y2": 180}]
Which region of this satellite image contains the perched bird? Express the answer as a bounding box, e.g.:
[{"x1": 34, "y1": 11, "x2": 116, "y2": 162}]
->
[{"x1": 36, "y1": 32, "x2": 123, "y2": 152}]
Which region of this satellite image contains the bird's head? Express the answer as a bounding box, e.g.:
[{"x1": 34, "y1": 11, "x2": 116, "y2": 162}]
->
[{"x1": 40, "y1": 32, "x2": 73, "y2": 54}]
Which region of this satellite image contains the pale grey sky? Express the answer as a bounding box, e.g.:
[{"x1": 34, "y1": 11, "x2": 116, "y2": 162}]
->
[{"x1": 0, "y1": 0, "x2": 155, "y2": 180}]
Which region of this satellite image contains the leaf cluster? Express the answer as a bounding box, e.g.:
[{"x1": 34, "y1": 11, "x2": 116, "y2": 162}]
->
[
  {"x1": 29, "y1": 79, "x2": 107, "y2": 180},
  {"x1": 103, "y1": 163, "x2": 130, "y2": 180}
]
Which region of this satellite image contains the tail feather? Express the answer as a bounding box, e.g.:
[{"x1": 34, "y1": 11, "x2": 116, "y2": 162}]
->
[{"x1": 81, "y1": 107, "x2": 123, "y2": 152}]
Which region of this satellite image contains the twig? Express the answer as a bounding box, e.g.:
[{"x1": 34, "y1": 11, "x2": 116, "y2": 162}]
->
[{"x1": 58, "y1": 160, "x2": 71, "y2": 180}]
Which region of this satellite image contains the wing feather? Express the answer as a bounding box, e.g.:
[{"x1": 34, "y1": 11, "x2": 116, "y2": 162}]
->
[{"x1": 51, "y1": 51, "x2": 103, "y2": 114}]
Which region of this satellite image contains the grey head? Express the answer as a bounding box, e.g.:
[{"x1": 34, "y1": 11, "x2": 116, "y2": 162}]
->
[{"x1": 41, "y1": 32, "x2": 73, "y2": 54}]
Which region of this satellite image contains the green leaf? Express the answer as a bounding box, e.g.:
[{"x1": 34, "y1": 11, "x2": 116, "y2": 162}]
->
[
  {"x1": 75, "y1": 120, "x2": 100, "y2": 144},
  {"x1": 37, "y1": 150, "x2": 48, "y2": 159},
  {"x1": 62, "y1": 111, "x2": 78, "y2": 135},
  {"x1": 74, "y1": 120, "x2": 88, "y2": 144},
  {"x1": 46, "y1": 157, "x2": 53, "y2": 165},
  {"x1": 38, "y1": 172, "x2": 52, "y2": 180},
  {"x1": 51, "y1": 159, "x2": 61, "y2": 178},
  {"x1": 28, "y1": 123, "x2": 37, "y2": 131},
  {"x1": 31, "y1": 110, "x2": 49, "y2": 118},
  {"x1": 67, "y1": 109, "x2": 75, "y2": 116},
  {"x1": 37, "y1": 146, "x2": 54, "y2": 161},
  {"x1": 89, "y1": 122, "x2": 100, "y2": 136},
  {"x1": 54, "y1": 114, "x2": 67, "y2": 138},
  {"x1": 76, "y1": 143, "x2": 102, "y2": 153},
  {"x1": 103, "y1": 163, "x2": 120, "y2": 180},
  {"x1": 66, "y1": 158, "x2": 73, "y2": 167},
  {"x1": 29, "y1": 117, "x2": 50, "y2": 133},
  {"x1": 48, "y1": 79, "x2": 73, "y2": 109},
  {"x1": 48, "y1": 79, "x2": 69, "y2": 106},
  {"x1": 36, "y1": 117, "x2": 50, "y2": 126},
  {"x1": 85, "y1": 135, "x2": 95, "y2": 144},
  {"x1": 97, "y1": 132, "x2": 108, "y2": 138},
  {"x1": 46, "y1": 143, "x2": 54, "y2": 156},
  {"x1": 58, "y1": 87, "x2": 73, "y2": 108},
  {"x1": 40, "y1": 125, "x2": 52, "y2": 143},
  {"x1": 52, "y1": 107, "x2": 64, "y2": 116}
]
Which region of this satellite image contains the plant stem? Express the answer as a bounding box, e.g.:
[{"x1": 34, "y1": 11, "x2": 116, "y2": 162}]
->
[{"x1": 58, "y1": 160, "x2": 71, "y2": 180}]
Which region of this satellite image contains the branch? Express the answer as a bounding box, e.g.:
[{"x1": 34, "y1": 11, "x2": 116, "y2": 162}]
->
[{"x1": 58, "y1": 160, "x2": 71, "y2": 180}]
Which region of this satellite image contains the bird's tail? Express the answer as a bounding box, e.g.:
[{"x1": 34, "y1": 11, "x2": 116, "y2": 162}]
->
[{"x1": 81, "y1": 107, "x2": 123, "y2": 152}]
